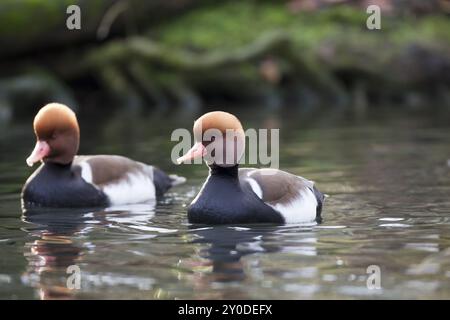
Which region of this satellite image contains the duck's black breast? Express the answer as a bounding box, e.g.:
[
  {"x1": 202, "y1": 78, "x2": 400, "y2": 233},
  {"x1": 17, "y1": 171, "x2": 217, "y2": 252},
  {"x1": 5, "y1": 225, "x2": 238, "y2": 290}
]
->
[
  {"x1": 187, "y1": 166, "x2": 284, "y2": 225},
  {"x1": 22, "y1": 163, "x2": 109, "y2": 208}
]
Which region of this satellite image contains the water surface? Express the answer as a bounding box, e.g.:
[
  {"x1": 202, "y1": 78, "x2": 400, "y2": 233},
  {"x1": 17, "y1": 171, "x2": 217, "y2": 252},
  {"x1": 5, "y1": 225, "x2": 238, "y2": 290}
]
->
[{"x1": 1, "y1": 106, "x2": 450, "y2": 299}]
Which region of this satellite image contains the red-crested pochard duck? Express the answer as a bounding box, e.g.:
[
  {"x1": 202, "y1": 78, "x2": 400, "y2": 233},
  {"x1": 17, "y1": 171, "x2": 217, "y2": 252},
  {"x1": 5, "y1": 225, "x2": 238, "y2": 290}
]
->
[
  {"x1": 22, "y1": 103, "x2": 185, "y2": 208},
  {"x1": 177, "y1": 111, "x2": 324, "y2": 224}
]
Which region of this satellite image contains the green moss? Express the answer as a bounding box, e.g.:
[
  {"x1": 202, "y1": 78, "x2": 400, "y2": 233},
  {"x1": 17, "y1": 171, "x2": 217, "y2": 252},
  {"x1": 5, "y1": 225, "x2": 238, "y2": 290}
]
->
[
  {"x1": 0, "y1": 0, "x2": 108, "y2": 39},
  {"x1": 154, "y1": 3, "x2": 327, "y2": 50},
  {"x1": 0, "y1": 0, "x2": 64, "y2": 37},
  {"x1": 390, "y1": 15, "x2": 450, "y2": 46},
  {"x1": 153, "y1": 1, "x2": 450, "y2": 53},
  {"x1": 2, "y1": 1, "x2": 449, "y2": 108}
]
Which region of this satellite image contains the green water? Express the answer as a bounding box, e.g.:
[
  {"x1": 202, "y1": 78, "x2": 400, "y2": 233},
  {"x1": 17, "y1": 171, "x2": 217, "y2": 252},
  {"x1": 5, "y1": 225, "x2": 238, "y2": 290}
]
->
[{"x1": 1, "y1": 106, "x2": 450, "y2": 299}]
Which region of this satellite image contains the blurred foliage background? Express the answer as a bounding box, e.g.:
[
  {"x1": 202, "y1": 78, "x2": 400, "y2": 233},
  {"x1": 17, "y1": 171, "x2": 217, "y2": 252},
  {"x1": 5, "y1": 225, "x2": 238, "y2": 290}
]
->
[{"x1": 0, "y1": 0, "x2": 449, "y2": 121}]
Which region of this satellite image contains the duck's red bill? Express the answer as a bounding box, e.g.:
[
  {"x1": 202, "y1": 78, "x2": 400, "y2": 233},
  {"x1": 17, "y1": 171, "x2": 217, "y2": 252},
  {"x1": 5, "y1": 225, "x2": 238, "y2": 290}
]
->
[
  {"x1": 26, "y1": 141, "x2": 50, "y2": 167},
  {"x1": 176, "y1": 142, "x2": 206, "y2": 164}
]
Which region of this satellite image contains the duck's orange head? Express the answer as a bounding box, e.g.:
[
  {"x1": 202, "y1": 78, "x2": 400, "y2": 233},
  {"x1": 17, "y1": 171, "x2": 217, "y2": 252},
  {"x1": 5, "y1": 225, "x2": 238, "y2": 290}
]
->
[
  {"x1": 26, "y1": 103, "x2": 80, "y2": 167},
  {"x1": 177, "y1": 111, "x2": 245, "y2": 167}
]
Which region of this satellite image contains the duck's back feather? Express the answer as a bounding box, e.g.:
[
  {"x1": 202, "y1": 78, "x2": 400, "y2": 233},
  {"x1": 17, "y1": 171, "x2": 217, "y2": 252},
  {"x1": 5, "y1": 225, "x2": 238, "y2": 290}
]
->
[
  {"x1": 239, "y1": 168, "x2": 324, "y2": 223},
  {"x1": 74, "y1": 155, "x2": 171, "y2": 205}
]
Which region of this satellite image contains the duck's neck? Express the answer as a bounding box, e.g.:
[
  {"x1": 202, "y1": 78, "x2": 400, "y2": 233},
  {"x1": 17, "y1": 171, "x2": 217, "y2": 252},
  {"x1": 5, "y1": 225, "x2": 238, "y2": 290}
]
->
[
  {"x1": 209, "y1": 164, "x2": 239, "y2": 179},
  {"x1": 198, "y1": 164, "x2": 241, "y2": 198},
  {"x1": 43, "y1": 161, "x2": 73, "y2": 173}
]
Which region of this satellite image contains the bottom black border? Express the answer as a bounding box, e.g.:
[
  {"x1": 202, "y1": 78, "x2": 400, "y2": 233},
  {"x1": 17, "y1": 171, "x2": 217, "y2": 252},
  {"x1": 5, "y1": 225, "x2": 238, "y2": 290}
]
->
[{"x1": 1, "y1": 300, "x2": 446, "y2": 318}]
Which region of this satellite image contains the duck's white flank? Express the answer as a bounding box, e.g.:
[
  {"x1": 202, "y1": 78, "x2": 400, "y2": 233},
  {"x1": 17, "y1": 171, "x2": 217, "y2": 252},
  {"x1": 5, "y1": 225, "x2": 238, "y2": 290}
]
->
[
  {"x1": 246, "y1": 177, "x2": 263, "y2": 198},
  {"x1": 79, "y1": 161, "x2": 93, "y2": 183},
  {"x1": 240, "y1": 168, "x2": 319, "y2": 223},
  {"x1": 244, "y1": 170, "x2": 318, "y2": 224},
  {"x1": 79, "y1": 161, "x2": 156, "y2": 205},
  {"x1": 102, "y1": 172, "x2": 156, "y2": 205},
  {"x1": 269, "y1": 189, "x2": 318, "y2": 224}
]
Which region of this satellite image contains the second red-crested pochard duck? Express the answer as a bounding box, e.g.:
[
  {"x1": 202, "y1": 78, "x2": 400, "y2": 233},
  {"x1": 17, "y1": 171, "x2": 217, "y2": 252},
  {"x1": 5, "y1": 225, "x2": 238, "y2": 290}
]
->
[
  {"x1": 177, "y1": 111, "x2": 325, "y2": 225},
  {"x1": 22, "y1": 103, "x2": 185, "y2": 208}
]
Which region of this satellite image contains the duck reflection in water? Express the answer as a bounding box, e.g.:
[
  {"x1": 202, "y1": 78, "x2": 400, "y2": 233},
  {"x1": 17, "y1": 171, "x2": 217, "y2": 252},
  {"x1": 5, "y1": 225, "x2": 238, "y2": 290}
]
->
[
  {"x1": 182, "y1": 225, "x2": 302, "y2": 299},
  {"x1": 21, "y1": 203, "x2": 155, "y2": 299}
]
